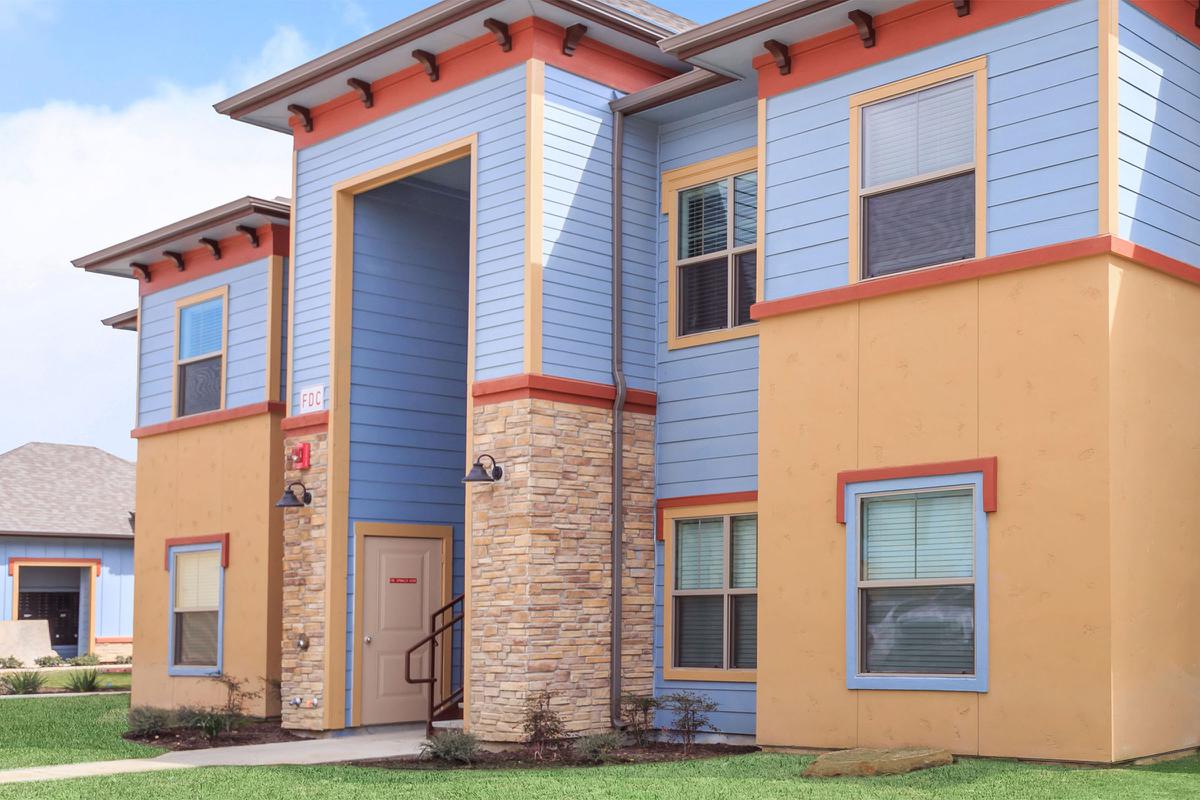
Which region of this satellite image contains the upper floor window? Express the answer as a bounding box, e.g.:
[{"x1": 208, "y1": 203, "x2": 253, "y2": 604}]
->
[
  {"x1": 852, "y1": 58, "x2": 986, "y2": 280},
  {"x1": 175, "y1": 291, "x2": 225, "y2": 417}
]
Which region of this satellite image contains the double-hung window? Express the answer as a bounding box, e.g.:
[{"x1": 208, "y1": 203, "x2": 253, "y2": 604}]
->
[
  {"x1": 854, "y1": 60, "x2": 984, "y2": 279},
  {"x1": 169, "y1": 544, "x2": 224, "y2": 675},
  {"x1": 672, "y1": 514, "x2": 757, "y2": 671},
  {"x1": 176, "y1": 292, "x2": 225, "y2": 417}
]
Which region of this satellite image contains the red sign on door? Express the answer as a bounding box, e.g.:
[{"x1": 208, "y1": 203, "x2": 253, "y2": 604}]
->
[{"x1": 389, "y1": 577, "x2": 417, "y2": 584}]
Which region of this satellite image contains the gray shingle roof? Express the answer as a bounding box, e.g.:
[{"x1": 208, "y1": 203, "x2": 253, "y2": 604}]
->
[
  {"x1": 0, "y1": 443, "x2": 135, "y2": 538},
  {"x1": 605, "y1": 0, "x2": 695, "y2": 33}
]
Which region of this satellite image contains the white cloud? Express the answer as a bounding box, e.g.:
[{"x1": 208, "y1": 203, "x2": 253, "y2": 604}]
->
[
  {"x1": 0, "y1": 38, "x2": 300, "y2": 460},
  {"x1": 0, "y1": 0, "x2": 57, "y2": 31},
  {"x1": 228, "y1": 25, "x2": 315, "y2": 89},
  {"x1": 339, "y1": 0, "x2": 372, "y2": 36}
]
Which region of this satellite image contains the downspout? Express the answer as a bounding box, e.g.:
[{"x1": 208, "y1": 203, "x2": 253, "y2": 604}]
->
[{"x1": 610, "y1": 107, "x2": 627, "y2": 729}]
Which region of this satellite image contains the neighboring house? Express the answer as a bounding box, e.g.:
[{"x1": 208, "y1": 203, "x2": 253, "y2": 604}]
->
[
  {"x1": 76, "y1": 0, "x2": 1199, "y2": 764},
  {"x1": 0, "y1": 443, "x2": 135, "y2": 659}
]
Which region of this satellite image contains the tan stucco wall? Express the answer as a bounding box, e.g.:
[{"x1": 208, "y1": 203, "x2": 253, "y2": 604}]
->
[
  {"x1": 757, "y1": 256, "x2": 1117, "y2": 761},
  {"x1": 131, "y1": 412, "x2": 283, "y2": 717}
]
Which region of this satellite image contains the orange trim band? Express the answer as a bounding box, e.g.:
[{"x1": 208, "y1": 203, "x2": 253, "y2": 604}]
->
[
  {"x1": 9, "y1": 557, "x2": 102, "y2": 577},
  {"x1": 293, "y1": 17, "x2": 678, "y2": 149},
  {"x1": 472, "y1": 373, "x2": 657, "y2": 414},
  {"x1": 139, "y1": 224, "x2": 288, "y2": 296},
  {"x1": 163, "y1": 533, "x2": 230, "y2": 570},
  {"x1": 95, "y1": 636, "x2": 133, "y2": 644},
  {"x1": 280, "y1": 410, "x2": 330, "y2": 436},
  {"x1": 836, "y1": 457, "x2": 998, "y2": 523},
  {"x1": 1126, "y1": 0, "x2": 1200, "y2": 47},
  {"x1": 754, "y1": 0, "x2": 1068, "y2": 99},
  {"x1": 656, "y1": 491, "x2": 759, "y2": 541},
  {"x1": 751, "y1": 235, "x2": 1200, "y2": 321},
  {"x1": 131, "y1": 402, "x2": 284, "y2": 439}
]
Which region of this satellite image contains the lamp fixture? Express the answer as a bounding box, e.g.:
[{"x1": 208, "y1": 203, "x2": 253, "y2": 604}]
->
[
  {"x1": 275, "y1": 481, "x2": 312, "y2": 508},
  {"x1": 462, "y1": 454, "x2": 503, "y2": 484}
]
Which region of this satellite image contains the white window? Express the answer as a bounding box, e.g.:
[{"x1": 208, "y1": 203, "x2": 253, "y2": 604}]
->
[
  {"x1": 170, "y1": 546, "x2": 223, "y2": 673},
  {"x1": 672, "y1": 514, "x2": 757, "y2": 670}
]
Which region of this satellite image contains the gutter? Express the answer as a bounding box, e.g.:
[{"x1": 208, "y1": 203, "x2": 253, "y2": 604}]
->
[
  {"x1": 659, "y1": 0, "x2": 848, "y2": 60},
  {"x1": 610, "y1": 68, "x2": 735, "y2": 116},
  {"x1": 610, "y1": 106, "x2": 626, "y2": 728}
]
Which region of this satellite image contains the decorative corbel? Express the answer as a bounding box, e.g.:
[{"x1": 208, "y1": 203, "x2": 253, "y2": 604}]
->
[
  {"x1": 848, "y1": 10, "x2": 876, "y2": 48},
  {"x1": 412, "y1": 50, "x2": 439, "y2": 81},
  {"x1": 762, "y1": 40, "x2": 792, "y2": 76},
  {"x1": 287, "y1": 104, "x2": 313, "y2": 132},
  {"x1": 1195, "y1": 3, "x2": 1199, "y2": 28},
  {"x1": 484, "y1": 18, "x2": 512, "y2": 51},
  {"x1": 563, "y1": 23, "x2": 587, "y2": 56},
  {"x1": 162, "y1": 251, "x2": 185, "y2": 271},
  {"x1": 131, "y1": 262, "x2": 151, "y2": 282},
  {"x1": 199, "y1": 238, "x2": 222, "y2": 260},
  {"x1": 347, "y1": 78, "x2": 373, "y2": 108},
  {"x1": 236, "y1": 225, "x2": 261, "y2": 248},
  {"x1": 954, "y1": 0, "x2": 970, "y2": 16}
]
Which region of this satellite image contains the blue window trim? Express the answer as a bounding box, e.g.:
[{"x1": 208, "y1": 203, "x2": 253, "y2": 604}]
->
[
  {"x1": 844, "y1": 471, "x2": 988, "y2": 692},
  {"x1": 167, "y1": 542, "x2": 225, "y2": 678}
]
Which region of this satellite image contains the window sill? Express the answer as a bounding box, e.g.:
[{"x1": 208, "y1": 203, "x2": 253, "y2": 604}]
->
[
  {"x1": 168, "y1": 666, "x2": 222, "y2": 678},
  {"x1": 667, "y1": 323, "x2": 758, "y2": 352},
  {"x1": 663, "y1": 666, "x2": 757, "y2": 683},
  {"x1": 847, "y1": 674, "x2": 986, "y2": 692}
]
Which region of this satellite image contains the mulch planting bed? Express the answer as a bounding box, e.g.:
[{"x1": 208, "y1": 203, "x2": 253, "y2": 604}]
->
[
  {"x1": 125, "y1": 720, "x2": 302, "y2": 751},
  {"x1": 356, "y1": 742, "x2": 759, "y2": 770}
]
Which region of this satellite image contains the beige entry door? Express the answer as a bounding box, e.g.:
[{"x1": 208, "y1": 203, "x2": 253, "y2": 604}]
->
[{"x1": 361, "y1": 535, "x2": 443, "y2": 725}]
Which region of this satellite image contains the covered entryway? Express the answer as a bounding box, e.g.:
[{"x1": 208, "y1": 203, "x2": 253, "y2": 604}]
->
[{"x1": 15, "y1": 565, "x2": 92, "y2": 658}]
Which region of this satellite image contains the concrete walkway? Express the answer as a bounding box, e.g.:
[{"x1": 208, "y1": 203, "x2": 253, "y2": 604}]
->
[{"x1": 0, "y1": 725, "x2": 426, "y2": 785}]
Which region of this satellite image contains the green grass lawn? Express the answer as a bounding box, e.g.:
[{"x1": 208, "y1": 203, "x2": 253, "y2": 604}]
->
[
  {"x1": 0, "y1": 694, "x2": 162, "y2": 770},
  {"x1": 2, "y1": 753, "x2": 1198, "y2": 799},
  {"x1": 36, "y1": 670, "x2": 132, "y2": 692}
]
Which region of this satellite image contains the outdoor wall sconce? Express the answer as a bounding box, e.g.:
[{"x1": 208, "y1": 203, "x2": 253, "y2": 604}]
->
[
  {"x1": 275, "y1": 482, "x2": 312, "y2": 508},
  {"x1": 462, "y1": 454, "x2": 503, "y2": 483}
]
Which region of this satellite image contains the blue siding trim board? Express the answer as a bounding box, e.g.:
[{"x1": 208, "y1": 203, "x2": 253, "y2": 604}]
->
[
  {"x1": 137, "y1": 258, "x2": 272, "y2": 427},
  {"x1": 344, "y1": 180, "x2": 470, "y2": 722},
  {"x1": 1117, "y1": 1, "x2": 1200, "y2": 268},
  {"x1": 621, "y1": 117, "x2": 659, "y2": 392},
  {"x1": 843, "y1": 472, "x2": 989, "y2": 693},
  {"x1": 291, "y1": 66, "x2": 527, "y2": 408},
  {"x1": 764, "y1": 0, "x2": 1101, "y2": 300},
  {"x1": 0, "y1": 536, "x2": 134, "y2": 641}
]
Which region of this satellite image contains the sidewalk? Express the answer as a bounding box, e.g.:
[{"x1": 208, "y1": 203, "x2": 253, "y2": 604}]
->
[{"x1": 0, "y1": 726, "x2": 426, "y2": 785}]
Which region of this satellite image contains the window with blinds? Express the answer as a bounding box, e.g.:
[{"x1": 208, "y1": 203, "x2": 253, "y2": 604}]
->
[
  {"x1": 858, "y1": 490, "x2": 975, "y2": 676},
  {"x1": 676, "y1": 173, "x2": 757, "y2": 337},
  {"x1": 172, "y1": 548, "x2": 222, "y2": 668},
  {"x1": 673, "y1": 514, "x2": 757, "y2": 670},
  {"x1": 177, "y1": 296, "x2": 224, "y2": 417},
  {"x1": 860, "y1": 75, "x2": 976, "y2": 278}
]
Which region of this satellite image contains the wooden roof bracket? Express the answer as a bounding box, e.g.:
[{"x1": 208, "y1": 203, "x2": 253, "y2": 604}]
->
[
  {"x1": 286, "y1": 103, "x2": 313, "y2": 132},
  {"x1": 199, "y1": 238, "x2": 222, "y2": 260},
  {"x1": 954, "y1": 0, "x2": 970, "y2": 16},
  {"x1": 762, "y1": 39, "x2": 792, "y2": 75},
  {"x1": 131, "y1": 262, "x2": 151, "y2": 282},
  {"x1": 413, "y1": 49, "x2": 439, "y2": 81},
  {"x1": 347, "y1": 78, "x2": 374, "y2": 108},
  {"x1": 563, "y1": 23, "x2": 587, "y2": 55},
  {"x1": 484, "y1": 18, "x2": 512, "y2": 51},
  {"x1": 848, "y1": 10, "x2": 875, "y2": 48},
  {"x1": 236, "y1": 225, "x2": 261, "y2": 248},
  {"x1": 162, "y1": 251, "x2": 185, "y2": 271}
]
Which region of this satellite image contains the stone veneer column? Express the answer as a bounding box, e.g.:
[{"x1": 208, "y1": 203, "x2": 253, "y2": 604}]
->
[
  {"x1": 279, "y1": 427, "x2": 329, "y2": 730},
  {"x1": 467, "y1": 398, "x2": 655, "y2": 740}
]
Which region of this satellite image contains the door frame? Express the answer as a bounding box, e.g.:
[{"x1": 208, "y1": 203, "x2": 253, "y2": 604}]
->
[
  {"x1": 9, "y1": 558, "x2": 99, "y2": 656},
  {"x1": 351, "y1": 522, "x2": 453, "y2": 727}
]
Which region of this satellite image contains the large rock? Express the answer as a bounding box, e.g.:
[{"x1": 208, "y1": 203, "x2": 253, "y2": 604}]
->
[
  {"x1": 0, "y1": 620, "x2": 57, "y2": 667},
  {"x1": 803, "y1": 747, "x2": 954, "y2": 778}
]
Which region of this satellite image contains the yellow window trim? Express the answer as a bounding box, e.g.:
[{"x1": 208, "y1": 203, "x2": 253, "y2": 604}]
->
[
  {"x1": 172, "y1": 285, "x2": 229, "y2": 420},
  {"x1": 662, "y1": 499, "x2": 758, "y2": 684},
  {"x1": 847, "y1": 56, "x2": 988, "y2": 285},
  {"x1": 662, "y1": 147, "x2": 761, "y2": 351}
]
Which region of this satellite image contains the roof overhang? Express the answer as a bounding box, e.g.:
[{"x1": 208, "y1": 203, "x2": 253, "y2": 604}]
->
[
  {"x1": 72, "y1": 196, "x2": 291, "y2": 279},
  {"x1": 101, "y1": 309, "x2": 138, "y2": 331},
  {"x1": 215, "y1": 0, "x2": 691, "y2": 133},
  {"x1": 610, "y1": 68, "x2": 735, "y2": 115}
]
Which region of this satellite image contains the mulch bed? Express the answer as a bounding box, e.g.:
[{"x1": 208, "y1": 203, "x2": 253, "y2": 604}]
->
[
  {"x1": 125, "y1": 720, "x2": 302, "y2": 751},
  {"x1": 356, "y1": 741, "x2": 759, "y2": 770}
]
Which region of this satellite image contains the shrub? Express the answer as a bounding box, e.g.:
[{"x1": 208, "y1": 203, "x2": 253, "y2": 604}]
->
[
  {"x1": 0, "y1": 655, "x2": 23, "y2": 669},
  {"x1": 114, "y1": 655, "x2": 134, "y2": 665},
  {"x1": 1, "y1": 671, "x2": 47, "y2": 695},
  {"x1": 185, "y1": 708, "x2": 239, "y2": 741},
  {"x1": 661, "y1": 691, "x2": 717, "y2": 753},
  {"x1": 620, "y1": 692, "x2": 660, "y2": 747},
  {"x1": 65, "y1": 668, "x2": 102, "y2": 693},
  {"x1": 69, "y1": 653, "x2": 100, "y2": 666},
  {"x1": 128, "y1": 706, "x2": 176, "y2": 736},
  {"x1": 522, "y1": 690, "x2": 567, "y2": 757},
  {"x1": 35, "y1": 655, "x2": 64, "y2": 668},
  {"x1": 419, "y1": 730, "x2": 481, "y2": 764},
  {"x1": 572, "y1": 731, "x2": 623, "y2": 763}
]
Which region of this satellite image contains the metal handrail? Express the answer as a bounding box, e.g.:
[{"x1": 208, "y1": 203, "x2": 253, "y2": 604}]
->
[{"x1": 404, "y1": 593, "x2": 464, "y2": 735}]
